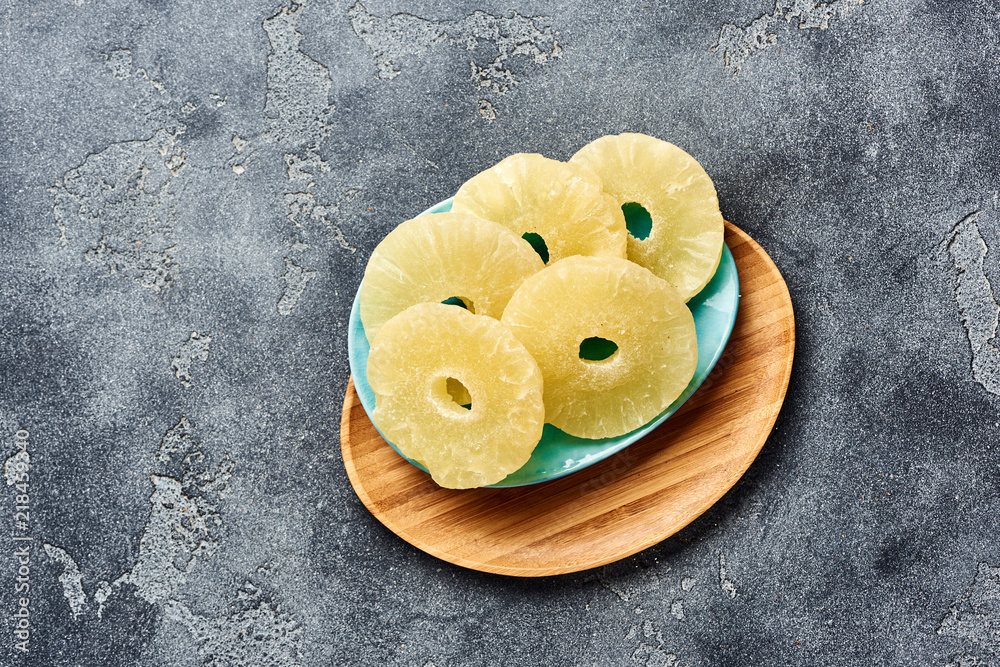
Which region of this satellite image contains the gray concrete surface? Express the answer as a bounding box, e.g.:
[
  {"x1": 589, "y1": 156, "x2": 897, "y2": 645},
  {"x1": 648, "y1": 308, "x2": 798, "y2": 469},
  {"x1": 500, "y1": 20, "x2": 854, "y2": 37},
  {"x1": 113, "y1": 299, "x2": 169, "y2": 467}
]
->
[{"x1": 2, "y1": 0, "x2": 999, "y2": 665}]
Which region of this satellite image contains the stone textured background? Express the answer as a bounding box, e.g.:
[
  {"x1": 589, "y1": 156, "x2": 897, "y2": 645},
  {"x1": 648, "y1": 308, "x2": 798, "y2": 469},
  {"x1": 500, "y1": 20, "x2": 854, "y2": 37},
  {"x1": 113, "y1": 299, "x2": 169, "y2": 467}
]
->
[{"x1": 2, "y1": 1, "x2": 999, "y2": 665}]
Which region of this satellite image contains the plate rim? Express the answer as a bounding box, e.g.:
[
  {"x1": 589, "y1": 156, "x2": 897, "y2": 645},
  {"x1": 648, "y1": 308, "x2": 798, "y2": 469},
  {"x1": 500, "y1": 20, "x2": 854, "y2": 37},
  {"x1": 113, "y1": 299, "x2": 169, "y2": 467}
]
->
[{"x1": 347, "y1": 197, "x2": 740, "y2": 486}]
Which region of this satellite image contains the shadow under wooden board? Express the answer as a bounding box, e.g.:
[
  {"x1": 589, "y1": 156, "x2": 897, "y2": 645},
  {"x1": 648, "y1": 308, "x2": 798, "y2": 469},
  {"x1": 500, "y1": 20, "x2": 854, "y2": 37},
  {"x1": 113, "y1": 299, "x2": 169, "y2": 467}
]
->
[{"x1": 340, "y1": 222, "x2": 795, "y2": 577}]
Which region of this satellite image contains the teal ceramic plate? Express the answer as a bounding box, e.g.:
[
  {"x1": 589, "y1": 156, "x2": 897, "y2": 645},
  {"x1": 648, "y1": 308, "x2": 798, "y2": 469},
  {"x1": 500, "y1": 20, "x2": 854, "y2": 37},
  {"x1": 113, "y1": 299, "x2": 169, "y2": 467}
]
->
[{"x1": 347, "y1": 198, "x2": 740, "y2": 487}]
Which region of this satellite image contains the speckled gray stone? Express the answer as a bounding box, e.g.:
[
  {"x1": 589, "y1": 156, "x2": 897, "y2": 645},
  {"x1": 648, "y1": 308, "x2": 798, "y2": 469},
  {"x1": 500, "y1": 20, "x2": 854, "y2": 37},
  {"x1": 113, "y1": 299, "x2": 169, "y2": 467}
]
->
[{"x1": 2, "y1": 1, "x2": 1000, "y2": 665}]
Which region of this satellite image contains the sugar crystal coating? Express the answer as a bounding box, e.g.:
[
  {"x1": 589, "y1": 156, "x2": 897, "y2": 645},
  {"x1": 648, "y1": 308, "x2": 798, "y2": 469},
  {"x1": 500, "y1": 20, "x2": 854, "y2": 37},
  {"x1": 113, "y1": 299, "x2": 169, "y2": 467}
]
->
[
  {"x1": 452, "y1": 153, "x2": 627, "y2": 265},
  {"x1": 360, "y1": 212, "x2": 544, "y2": 342},
  {"x1": 502, "y1": 256, "x2": 697, "y2": 439},
  {"x1": 367, "y1": 303, "x2": 545, "y2": 489},
  {"x1": 570, "y1": 133, "x2": 724, "y2": 301}
]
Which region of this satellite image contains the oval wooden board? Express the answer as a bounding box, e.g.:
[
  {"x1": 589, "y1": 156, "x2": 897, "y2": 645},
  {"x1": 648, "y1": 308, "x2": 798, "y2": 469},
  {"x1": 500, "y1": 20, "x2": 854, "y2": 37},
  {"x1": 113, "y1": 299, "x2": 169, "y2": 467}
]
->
[{"x1": 340, "y1": 222, "x2": 795, "y2": 577}]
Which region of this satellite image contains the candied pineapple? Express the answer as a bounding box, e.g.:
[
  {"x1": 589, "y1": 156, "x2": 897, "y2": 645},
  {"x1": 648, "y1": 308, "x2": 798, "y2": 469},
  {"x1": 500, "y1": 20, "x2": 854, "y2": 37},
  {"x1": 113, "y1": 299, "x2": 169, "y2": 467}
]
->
[
  {"x1": 360, "y1": 212, "x2": 544, "y2": 341},
  {"x1": 501, "y1": 256, "x2": 697, "y2": 439},
  {"x1": 367, "y1": 302, "x2": 545, "y2": 489},
  {"x1": 451, "y1": 153, "x2": 627, "y2": 265},
  {"x1": 570, "y1": 133, "x2": 724, "y2": 302}
]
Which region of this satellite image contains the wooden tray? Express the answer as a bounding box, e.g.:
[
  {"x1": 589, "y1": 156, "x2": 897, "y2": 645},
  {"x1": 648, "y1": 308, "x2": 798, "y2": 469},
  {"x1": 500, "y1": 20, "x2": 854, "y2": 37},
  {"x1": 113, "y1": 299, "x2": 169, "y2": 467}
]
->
[{"x1": 340, "y1": 222, "x2": 795, "y2": 577}]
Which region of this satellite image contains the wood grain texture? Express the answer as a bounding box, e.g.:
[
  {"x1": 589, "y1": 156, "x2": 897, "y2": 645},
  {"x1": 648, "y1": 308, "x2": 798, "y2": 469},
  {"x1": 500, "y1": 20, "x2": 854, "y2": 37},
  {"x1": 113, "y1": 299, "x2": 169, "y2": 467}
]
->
[{"x1": 340, "y1": 222, "x2": 795, "y2": 577}]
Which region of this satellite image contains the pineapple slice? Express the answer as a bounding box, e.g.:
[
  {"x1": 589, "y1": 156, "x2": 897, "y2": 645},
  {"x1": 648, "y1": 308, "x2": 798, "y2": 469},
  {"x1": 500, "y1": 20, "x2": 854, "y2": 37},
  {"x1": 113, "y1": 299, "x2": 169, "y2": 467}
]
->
[
  {"x1": 501, "y1": 256, "x2": 697, "y2": 439},
  {"x1": 360, "y1": 212, "x2": 544, "y2": 342},
  {"x1": 570, "y1": 133, "x2": 724, "y2": 302},
  {"x1": 451, "y1": 153, "x2": 627, "y2": 265},
  {"x1": 368, "y1": 302, "x2": 545, "y2": 489}
]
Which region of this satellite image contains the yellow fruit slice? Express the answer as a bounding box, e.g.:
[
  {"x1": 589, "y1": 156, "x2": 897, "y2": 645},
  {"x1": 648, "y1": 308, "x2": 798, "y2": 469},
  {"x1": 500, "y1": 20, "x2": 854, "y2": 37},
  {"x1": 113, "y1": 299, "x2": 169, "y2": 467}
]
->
[
  {"x1": 451, "y1": 153, "x2": 627, "y2": 265},
  {"x1": 368, "y1": 303, "x2": 544, "y2": 489},
  {"x1": 360, "y1": 212, "x2": 544, "y2": 342},
  {"x1": 570, "y1": 133, "x2": 724, "y2": 301},
  {"x1": 501, "y1": 256, "x2": 697, "y2": 439}
]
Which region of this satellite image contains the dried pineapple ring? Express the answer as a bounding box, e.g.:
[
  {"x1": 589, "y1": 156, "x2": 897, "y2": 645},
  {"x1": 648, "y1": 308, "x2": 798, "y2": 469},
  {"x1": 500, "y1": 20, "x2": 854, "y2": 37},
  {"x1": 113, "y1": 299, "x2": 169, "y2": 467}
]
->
[
  {"x1": 360, "y1": 212, "x2": 544, "y2": 342},
  {"x1": 368, "y1": 303, "x2": 544, "y2": 489},
  {"x1": 501, "y1": 256, "x2": 697, "y2": 440},
  {"x1": 451, "y1": 153, "x2": 627, "y2": 265},
  {"x1": 570, "y1": 133, "x2": 724, "y2": 302}
]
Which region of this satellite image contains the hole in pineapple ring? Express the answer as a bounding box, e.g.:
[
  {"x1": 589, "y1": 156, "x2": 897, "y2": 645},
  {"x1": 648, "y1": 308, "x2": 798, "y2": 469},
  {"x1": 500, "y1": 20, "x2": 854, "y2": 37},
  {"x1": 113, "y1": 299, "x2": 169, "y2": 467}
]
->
[
  {"x1": 441, "y1": 296, "x2": 475, "y2": 313},
  {"x1": 622, "y1": 202, "x2": 652, "y2": 240},
  {"x1": 446, "y1": 377, "x2": 472, "y2": 410},
  {"x1": 579, "y1": 337, "x2": 619, "y2": 362},
  {"x1": 521, "y1": 232, "x2": 550, "y2": 263}
]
